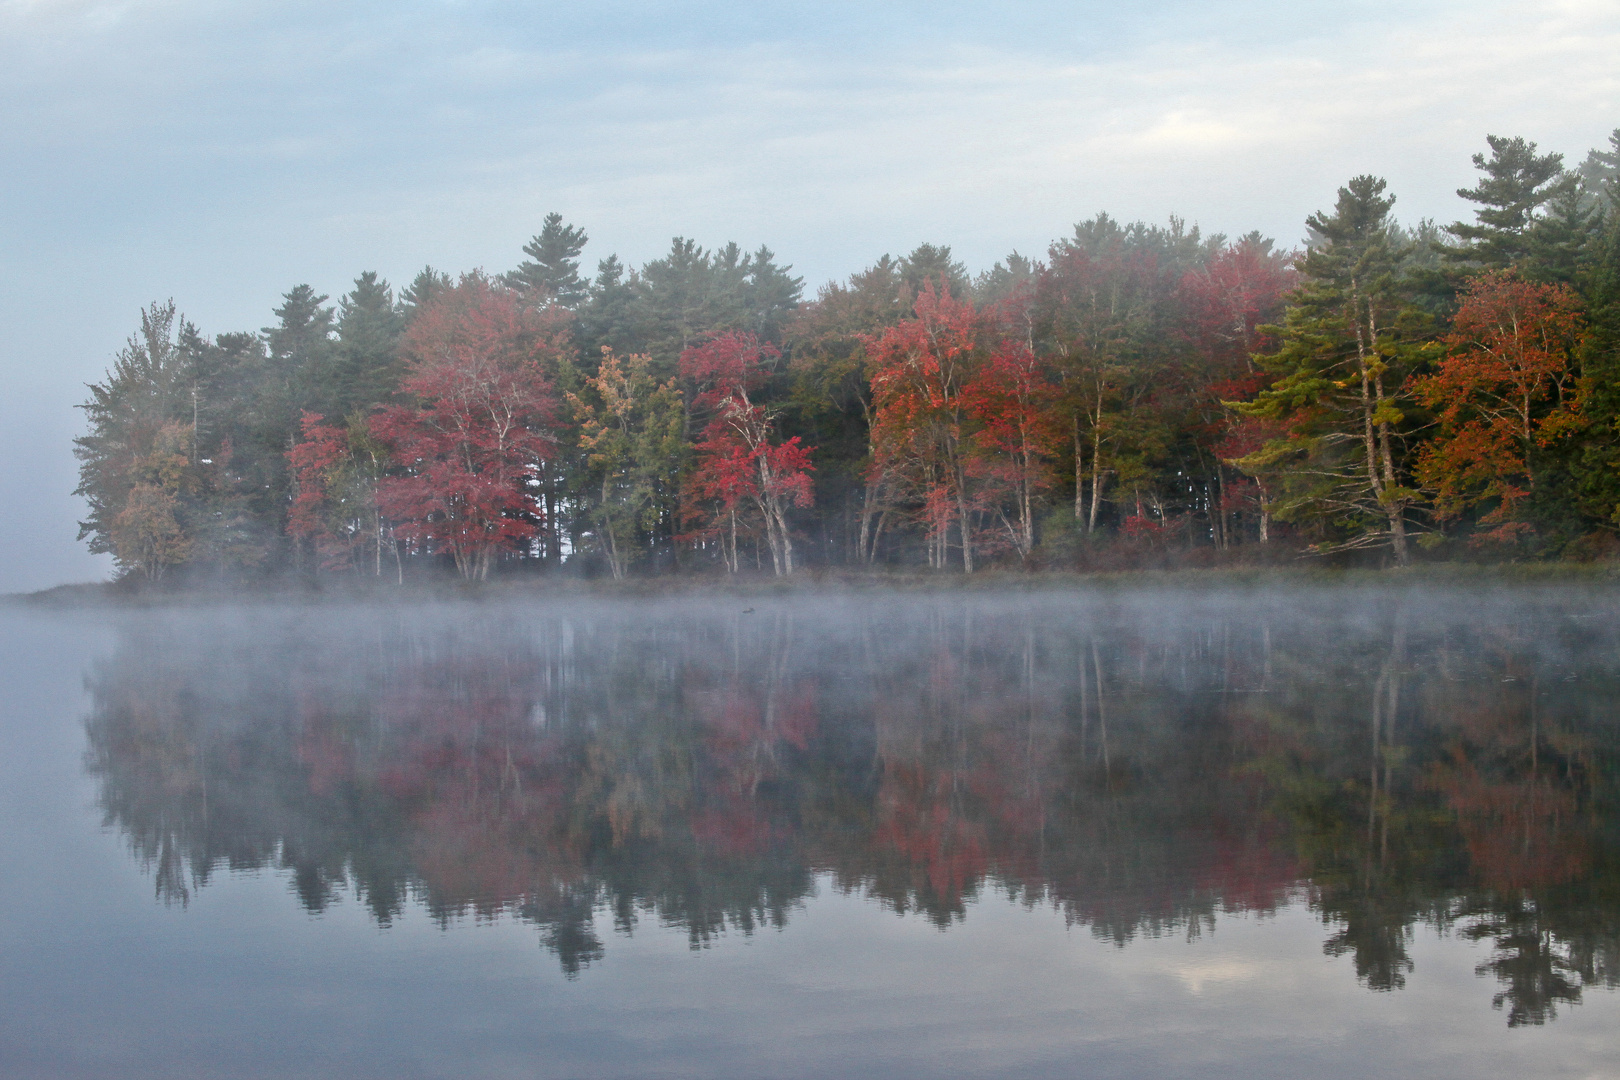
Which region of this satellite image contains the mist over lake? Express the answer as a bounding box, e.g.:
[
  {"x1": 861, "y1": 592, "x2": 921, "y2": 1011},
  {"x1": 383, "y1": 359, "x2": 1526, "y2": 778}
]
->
[{"x1": 3, "y1": 584, "x2": 1618, "y2": 1078}]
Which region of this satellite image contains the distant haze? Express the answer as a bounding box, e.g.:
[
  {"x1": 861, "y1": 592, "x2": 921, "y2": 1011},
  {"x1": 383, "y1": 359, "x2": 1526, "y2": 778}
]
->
[{"x1": 2, "y1": 0, "x2": 1616, "y2": 591}]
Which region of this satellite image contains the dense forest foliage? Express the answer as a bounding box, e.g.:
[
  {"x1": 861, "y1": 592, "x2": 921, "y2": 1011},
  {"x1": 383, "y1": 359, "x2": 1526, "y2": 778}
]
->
[
  {"x1": 87, "y1": 594, "x2": 1620, "y2": 1021},
  {"x1": 74, "y1": 130, "x2": 1620, "y2": 581}
]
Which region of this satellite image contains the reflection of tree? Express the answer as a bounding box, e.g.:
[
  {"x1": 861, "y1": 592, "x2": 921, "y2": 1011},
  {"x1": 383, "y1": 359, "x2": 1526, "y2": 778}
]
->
[
  {"x1": 1462, "y1": 896, "x2": 1585, "y2": 1026},
  {"x1": 82, "y1": 595, "x2": 1620, "y2": 1018}
]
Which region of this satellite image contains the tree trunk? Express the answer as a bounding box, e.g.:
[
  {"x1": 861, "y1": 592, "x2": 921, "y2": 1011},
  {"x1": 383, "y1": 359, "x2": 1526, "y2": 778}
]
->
[
  {"x1": 955, "y1": 465, "x2": 974, "y2": 573},
  {"x1": 1074, "y1": 417, "x2": 1085, "y2": 522}
]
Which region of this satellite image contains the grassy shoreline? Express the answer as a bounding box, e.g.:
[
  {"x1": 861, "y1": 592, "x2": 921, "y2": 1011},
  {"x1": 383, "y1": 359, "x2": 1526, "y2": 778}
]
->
[{"x1": 11, "y1": 560, "x2": 1620, "y2": 608}]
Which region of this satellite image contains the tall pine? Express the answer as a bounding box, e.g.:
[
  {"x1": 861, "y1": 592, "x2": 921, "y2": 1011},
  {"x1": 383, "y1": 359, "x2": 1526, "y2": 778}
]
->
[{"x1": 1233, "y1": 176, "x2": 1424, "y2": 563}]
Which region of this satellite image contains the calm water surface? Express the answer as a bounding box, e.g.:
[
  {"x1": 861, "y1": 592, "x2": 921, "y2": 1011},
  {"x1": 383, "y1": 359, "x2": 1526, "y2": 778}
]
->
[{"x1": 2, "y1": 586, "x2": 1619, "y2": 1078}]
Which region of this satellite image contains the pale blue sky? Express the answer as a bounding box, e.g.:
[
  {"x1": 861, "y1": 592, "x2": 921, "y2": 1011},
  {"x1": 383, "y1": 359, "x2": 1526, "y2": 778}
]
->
[{"x1": 2, "y1": 0, "x2": 1617, "y2": 589}]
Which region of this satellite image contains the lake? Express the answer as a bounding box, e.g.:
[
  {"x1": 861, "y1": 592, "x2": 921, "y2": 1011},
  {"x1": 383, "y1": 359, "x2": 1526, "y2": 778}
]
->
[{"x1": 2, "y1": 585, "x2": 1618, "y2": 1078}]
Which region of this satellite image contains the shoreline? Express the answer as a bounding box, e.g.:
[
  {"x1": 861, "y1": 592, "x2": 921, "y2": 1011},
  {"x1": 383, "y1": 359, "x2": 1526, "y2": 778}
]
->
[{"x1": 11, "y1": 561, "x2": 1620, "y2": 609}]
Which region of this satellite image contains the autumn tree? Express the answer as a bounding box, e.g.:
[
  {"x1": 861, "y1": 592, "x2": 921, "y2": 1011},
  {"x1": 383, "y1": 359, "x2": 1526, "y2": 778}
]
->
[
  {"x1": 863, "y1": 284, "x2": 983, "y2": 570},
  {"x1": 785, "y1": 256, "x2": 909, "y2": 563},
  {"x1": 369, "y1": 273, "x2": 562, "y2": 579},
  {"x1": 1034, "y1": 216, "x2": 1204, "y2": 535},
  {"x1": 1176, "y1": 235, "x2": 1294, "y2": 548},
  {"x1": 108, "y1": 420, "x2": 194, "y2": 580},
  {"x1": 1410, "y1": 273, "x2": 1587, "y2": 543},
  {"x1": 960, "y1": 339, "x2": 1063, "y2": 559},
  {"x1": 680, "y1": 332, "x2": 814, "y2": 574},
  {"x1": 567, "y1": 349, "x2": 685, "y2": 578},
  {"x1": 287, "y1": 411, "x2": 397, "y2": 577},
  {"x1": 75, "y1": 302, "x2": 191, "y2": 568}
]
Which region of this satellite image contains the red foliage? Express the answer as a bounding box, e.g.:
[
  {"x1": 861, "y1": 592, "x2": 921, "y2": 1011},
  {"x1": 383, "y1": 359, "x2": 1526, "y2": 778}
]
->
[
  {"x1": 1410, "y1": 272, "x2": 1587, "y2": 542},
  {"x1": 680, "y1": 332, "x2": 814, "y2": 573},
  {"x1": 369, "y1": 274, "x2": 561, "y2": 578},
  {"x1": 286, "y1": 411, "x2": 354, "y2": 569},
  {"x1": 1178, "y1": 239, "x2": 1295, "y2": 377},
  {"x1": 961, "y1": 340, "x2": 1065, "y2": 557},
  {"x1": 863, "y1": 284, "x2": 984, "y2": 567}
]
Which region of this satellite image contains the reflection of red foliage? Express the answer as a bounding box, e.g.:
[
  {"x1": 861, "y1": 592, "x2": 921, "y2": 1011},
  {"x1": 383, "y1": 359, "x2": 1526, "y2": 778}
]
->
[
  {"x1": 1434, "y1": 758, "x2": 1589, "y2": 892},
  {"x1": 1196, "y1": 822, "x2": 1300, "y2": 912},
  {"x1": 689, "y1": 676, "x2": 818, "y2": 857},
  {"x1": 691, "y1": 796, "x2": 778, "y2": 858},
  {"x1": 874, "y1": 762, "x2": 990, "y2": 902}
]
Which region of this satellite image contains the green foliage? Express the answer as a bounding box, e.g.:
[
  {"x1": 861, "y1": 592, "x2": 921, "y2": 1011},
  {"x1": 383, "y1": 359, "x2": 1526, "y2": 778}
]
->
[
  {"x1": 505, "y1": 213, "x2": 589, "y2": 308},
  {"x1": 567, "y1": 350, "x2": 687, "y2": 578},
  {"x1": 1450, "y1": 135, "x2": 1574, "y2": 269},
  {"x1": 1234, "y1": 175, "x2": 1431, "y2": 561}
]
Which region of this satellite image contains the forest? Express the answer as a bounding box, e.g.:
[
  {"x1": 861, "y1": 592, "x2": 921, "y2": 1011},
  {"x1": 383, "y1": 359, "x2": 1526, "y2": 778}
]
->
[{"x1": 73, "y1": 129, "x2": 1620, "y2": 582}]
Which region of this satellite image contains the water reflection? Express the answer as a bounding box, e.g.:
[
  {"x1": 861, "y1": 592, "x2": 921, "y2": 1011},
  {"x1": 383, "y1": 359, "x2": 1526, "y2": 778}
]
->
[{"x1": 83, "y1": 590, "x2": 1620, "y2": 1024}]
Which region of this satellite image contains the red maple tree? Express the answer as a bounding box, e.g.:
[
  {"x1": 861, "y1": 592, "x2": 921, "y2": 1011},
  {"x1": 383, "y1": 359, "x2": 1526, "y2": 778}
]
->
[
  {"x1": 1410, "y1": 272, "x2": 1587, "y2": 544},
  {"x1": 679, "y1": 332, "x2": 813, "y2": 575},
  {"x1": 287, "y1": 412, "x2": 358, "y2": 570},
  {"x1": 863, "y1": 284, "x2": 983, "y2": 570},
  {"x1": 370, "y1": 273, "x2": 562, "y2": 578},
  {"x1": 961, "y1": 339, "x2": 1064, "y2": 559}
]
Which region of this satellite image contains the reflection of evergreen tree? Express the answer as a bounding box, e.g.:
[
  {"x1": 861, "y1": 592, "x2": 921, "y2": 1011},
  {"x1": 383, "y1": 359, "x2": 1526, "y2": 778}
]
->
[{"x1": 1463, "y1": 895, "x2": 1587, "y2": 1025}]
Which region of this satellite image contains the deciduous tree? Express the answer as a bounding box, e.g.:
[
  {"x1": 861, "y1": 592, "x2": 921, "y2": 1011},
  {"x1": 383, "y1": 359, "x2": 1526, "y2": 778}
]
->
[
  {"x1": 1410, "y1": 272, "x2": 1587, "y2": 543},
  {"x1": 370, "y1": 273, "x2": 561, "y2": 579}
]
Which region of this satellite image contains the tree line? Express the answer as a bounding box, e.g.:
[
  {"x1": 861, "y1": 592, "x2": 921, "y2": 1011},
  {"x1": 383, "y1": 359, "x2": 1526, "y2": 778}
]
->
[{"x1": 74, "y1": 129, "x2": 1620, "y2": 581}]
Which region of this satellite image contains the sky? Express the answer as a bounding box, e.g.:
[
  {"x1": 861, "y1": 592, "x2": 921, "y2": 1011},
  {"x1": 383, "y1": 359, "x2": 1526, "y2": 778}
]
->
[{"x1": 1, "y1": 0, "x2": 1617, "y2": 591}]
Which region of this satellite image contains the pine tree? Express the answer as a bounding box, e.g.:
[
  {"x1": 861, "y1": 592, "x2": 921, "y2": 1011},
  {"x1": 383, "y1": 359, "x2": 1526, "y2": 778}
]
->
[
  {"x1": 401, "y1": 266, "x2": 452, "y2": 324},
  {"x1": 1572, "y1": 205, "x2": 1620, "y2": 527},
  {"x1": 1233, "y1": 176, "x2": 1425, "y2": 563},
  {"x1": 576, "y1": 255, "x2": 637, "y2": 362},
  {"x1": 1576, "y1": 128, "x2": 1620, "y2": 215},
  {"x1": 331, "y1": 272, "x2": 404, "y2": 418},
  {"x1": 1449, "y1": 135, "x2": 1573, "y2": 268},
  {"x1": 898, "y1": 243, "x2": 969, "y2": 302},
  {"x1": 240, "y1": 285, "x2": 337, "y2": 553},
  {"x1": 505, "y1": 213, "x2": 588, "y2": 308}
]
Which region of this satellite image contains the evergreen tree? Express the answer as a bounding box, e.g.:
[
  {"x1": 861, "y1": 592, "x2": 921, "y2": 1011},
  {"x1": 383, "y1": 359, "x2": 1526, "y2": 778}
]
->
[
  {"x1": 1576, "y1": 128, "x2": 1620, "y2": 215},
  {"x1": 898, "y1": 243, "x2": 969, "y2": 301},
  {"x1": 401, "y1": 266, "x2": 452, "y2": 323},
  {"x1": 1525, "y1": 183, "x2": 1604, "y2": 283},
  {"x1": 330, "y1": 272, "x2": 404, "y2": 418},
  {"x1": 1572, "y1": 206, "x2": 1620, "y2": 527},
  {"x1": 635, "y1": 237, "x2": 722, "y2": 370},
  {"x1": 240, "y1": 286, "x2": 337, "y2": 551},
  {"x1": 1449, "y1": 135, "x2": 1573, "y2": 268},
  {"x1": 1233, "y1": 176, "x2": 1425, "y2": 563},
  {"x1": 973, "y1": 252, "x2": 1038, "y2": 305},
  {"x1": 577, "y1": 255, "x2": 637, "y2": 362},
  {"x1": 738, "y1": 244, "x2": 803, "y2": 341},
  {"x1": 75, "y1": 301, "x2": 189, "y2": 571},
  {"x1": 505, "y1": 213, "x2": 589, "y2": 308}
]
